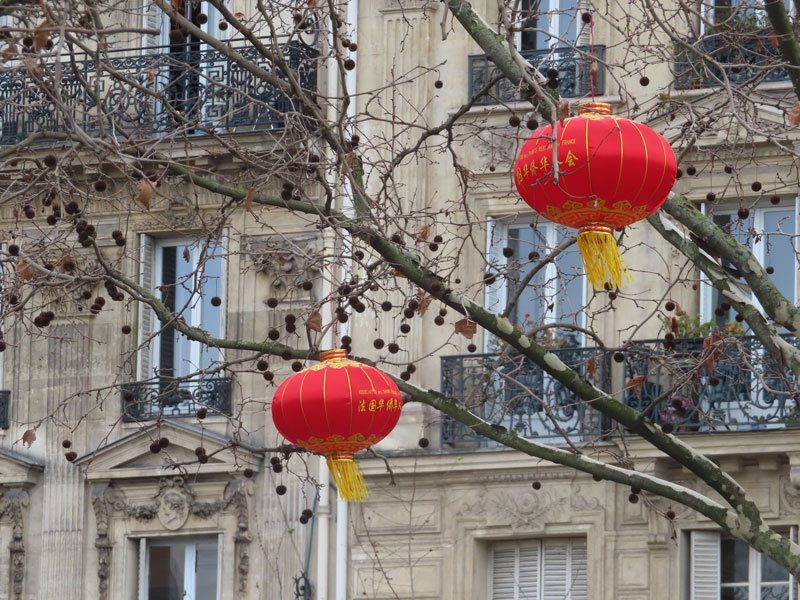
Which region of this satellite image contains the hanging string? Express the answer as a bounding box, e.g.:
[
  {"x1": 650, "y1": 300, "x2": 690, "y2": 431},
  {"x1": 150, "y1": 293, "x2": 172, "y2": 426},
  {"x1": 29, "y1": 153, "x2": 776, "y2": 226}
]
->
[
  {"x1": 589, "y1": 10, "x2": 596, "y2": 102},
  {"x1": 330, "y1": 257, "x2": 338, "y2": 349}
]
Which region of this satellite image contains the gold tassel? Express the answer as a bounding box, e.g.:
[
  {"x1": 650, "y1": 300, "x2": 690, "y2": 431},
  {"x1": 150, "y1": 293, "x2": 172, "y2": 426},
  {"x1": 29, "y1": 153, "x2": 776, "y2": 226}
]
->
[
  {"x1": 327, "y1": 454, "x2": 368, "y2": 502},
  {"x1": 576, "y1": 225, "x2": 633, "y2": 290}
]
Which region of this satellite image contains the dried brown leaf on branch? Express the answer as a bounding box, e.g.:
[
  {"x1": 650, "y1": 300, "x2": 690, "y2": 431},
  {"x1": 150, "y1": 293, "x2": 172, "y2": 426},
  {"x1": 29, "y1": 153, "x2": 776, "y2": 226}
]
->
[
  {"x1": 307, "y1": 312, "x2": 323, "y2": 333},
  {"x1": 701, "y1": 331, "x2": 724, "y2": 374},
  {"x1": 558, "y1": 99, "x2": 570, "y2": 123},
  {"x1": 626, "y1": 374, "x2": 647, "y2": 399},
  {"x1": 589, "y1": 60, "x2": 599, "y2": 89},
  {"x1": 415, "y1": 225, "x2": 430, "y2": 243},
  {"x1": 789, "y1": 102, "x2": 800, "y2": 126},
  {"x1": 244, "y1": 189, "x2": 255, "y2": 212},
  {"x1": 33, "y1": 25, "x2": 49, "y2": 51},
  {"x1": 17, "y1": 261, "x2": 34, "y2": 281},
  {"x1": 586, "y1": 356, "x2": 597, "y2": 380},
  {"x1": 22, "y1": 429, "x2": 36, "y2": 447},
  {"x1": 135, "y1": 179, "x2": 155, "y2": 210},
  {"x1": 1, "y1": 45, "x2": 17, "y2": 63},
  {"x1": 454, "y1": 319, "x2": 477, "y2": 339}
]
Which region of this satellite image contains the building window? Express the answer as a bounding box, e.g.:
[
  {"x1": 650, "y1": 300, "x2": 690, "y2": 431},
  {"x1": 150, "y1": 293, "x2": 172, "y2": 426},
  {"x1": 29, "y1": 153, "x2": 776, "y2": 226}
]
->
[
  {"x1": 486, "y1": 217, "x2": 585, "y2": 348},
  {"x1": 490, "y1": 537, "x2": 587, "y2": 600},
  {"x1": 703, "y1": 0, "x2": 792, "y2": 28},
  {"x1": 517, "y1": 0, "x2": 578, "y2": 50},
  {"x1": 689, "y1": 530, "x2": 796, "y2": 600},
  {"x1": 702, "y1": 201, "x2": 797, "y2": 330},
  {"x1": 140, "y1": 536, "x2": 220, "y2": 600}
]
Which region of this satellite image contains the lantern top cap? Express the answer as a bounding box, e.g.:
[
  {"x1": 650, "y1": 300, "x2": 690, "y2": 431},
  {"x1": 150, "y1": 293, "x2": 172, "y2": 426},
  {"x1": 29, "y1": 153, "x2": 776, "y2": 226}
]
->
[
  {"x1": 578, "y1": 101, "x2": 612, "y2": 116},
  {"x1": 320, "y1": 348, "x2": 348, "y2": 362}
]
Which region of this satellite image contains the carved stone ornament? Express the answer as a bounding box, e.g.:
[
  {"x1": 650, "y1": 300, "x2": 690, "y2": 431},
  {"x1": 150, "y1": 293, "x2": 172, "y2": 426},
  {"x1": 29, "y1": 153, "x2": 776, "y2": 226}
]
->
[
  {"x1": 0, "y1": 489, "x2": 30, "y2": 600},
  {"x1": 455, "y1": 485, "x2": 567, "y2": 528},
  {"x1": 243, "y1": 233, "x2": 322, "y2": 292},
  {"x1": 91, "y1": 477, "x2": 253, "y2": 600}
]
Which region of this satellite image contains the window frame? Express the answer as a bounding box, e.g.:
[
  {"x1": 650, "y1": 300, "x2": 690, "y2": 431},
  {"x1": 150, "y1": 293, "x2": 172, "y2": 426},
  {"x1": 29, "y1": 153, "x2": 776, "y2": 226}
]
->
[
  {"x1": 488, "y1": 537, "x2": 588, "y2": 600},
  {"x1": 700, "y1": 0, "x2": 794, "y2": 34},
  {"x1": 513, "y1": 0, "x2": 580, "y2": 51},
  {"x1": 138, "y1": 533, "x2": 224, "y2": 600},
  {"x1": 485, "y1": 216, "x2": 587, "y2": 352},
  {"x1": 700, "y1": 198, "x2": 799, "y2": 325}
]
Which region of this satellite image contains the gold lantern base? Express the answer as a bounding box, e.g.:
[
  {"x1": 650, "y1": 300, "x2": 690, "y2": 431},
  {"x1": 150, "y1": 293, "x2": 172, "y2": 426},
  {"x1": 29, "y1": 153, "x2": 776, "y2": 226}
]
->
[{"x1": 577, "y1": 224, "x2": 632, "y2": 290}]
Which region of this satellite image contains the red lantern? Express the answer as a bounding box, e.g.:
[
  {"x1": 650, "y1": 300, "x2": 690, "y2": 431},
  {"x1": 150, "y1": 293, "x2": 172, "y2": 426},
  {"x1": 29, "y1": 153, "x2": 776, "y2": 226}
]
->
[
  {"x1": 514, "y1": 101, "x2": 677, "y2": 289},
  {"x1": 271, "y1": 349, "x2": 403, "y2": 502}
]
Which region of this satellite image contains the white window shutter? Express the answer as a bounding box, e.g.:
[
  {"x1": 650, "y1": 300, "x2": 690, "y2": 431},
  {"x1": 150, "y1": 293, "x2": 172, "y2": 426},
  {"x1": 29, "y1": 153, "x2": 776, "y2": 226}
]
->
[
  {"x1": 137, "y1": 234, "x2": 156, "y2": 381},
  {"x1": 542, "y1": 539, "x2": 569, "y2": 600},
  {"x1": 569, "y1": 538, "x2": 588, "y2": 600},
  {"x1": 518, "y1": 542, "x2": 540, "y2": 600},
  {"x1": 142, "y1": 1, "x2": 163, "y2": 52},
  {"x1": 484, "y1": 217, "x2": 508, "y2": 352},
  {"x1": 690, "y1": 530, "x2": 721, "y2": 600},
  {"x1": 491, "y1": 547, "x2": 518, "y2": 600}
]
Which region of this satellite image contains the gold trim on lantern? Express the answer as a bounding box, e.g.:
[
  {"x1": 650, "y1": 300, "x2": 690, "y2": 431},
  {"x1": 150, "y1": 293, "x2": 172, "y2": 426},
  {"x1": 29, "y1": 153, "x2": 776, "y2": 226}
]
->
[
  {"x1": 578, "y1": 101, "x2": 612, "y2": 115},
  {"x1": 327, "y1": 453, "x2": 368, "y2": 502},
  {"x1": 576, "y1": 223, "x2": 633, "y2": 289}
]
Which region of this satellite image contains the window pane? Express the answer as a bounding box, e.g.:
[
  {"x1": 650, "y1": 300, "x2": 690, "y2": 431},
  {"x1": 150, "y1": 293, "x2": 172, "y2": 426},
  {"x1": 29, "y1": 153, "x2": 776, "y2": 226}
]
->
[
  {"x1": 148, "y1": 543, "x2": 186, "y2": 600},
  {"x1": 760, "y1": 552, "x2": 790, "y2": 583},
  {"x1": 507, "y1": 226, "x2": 548, "y2": 326},
  {"x1": 721, "y1": 586, "x2": 749, "y2": 600},
  {"x1": 519, "y1": 0, "x2": 541, "y2": 50},
  {"x1": 198, "y1": 243, "x2": 224, "y2": 370},
  {"x1": 760, "y1": 585, "x2": 789, "y2": 600},
  {"x1": 721, "y1": 538, "x2": 749, "y2": 583},
  {"x1": 173, "y1": 243, "x2": 196, "y2": 378},
  {"x1": 554, "y1": 229, "x2": 582, "y2": 330},
  {"x1": 195, "y1": 541, "x2": 219, "y2": 600},
  {"x1": 558, "y1": 0, "x2": 578, "y2": 45},
  {"x1": 762, "y1": 210, "x2": 795, "y2": 303}
]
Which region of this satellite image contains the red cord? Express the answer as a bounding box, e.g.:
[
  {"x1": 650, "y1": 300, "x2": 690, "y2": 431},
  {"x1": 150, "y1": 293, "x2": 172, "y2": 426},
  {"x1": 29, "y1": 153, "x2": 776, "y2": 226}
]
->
[{"x1": 590, "y1": 12, "x2": 595, "y2": 101}]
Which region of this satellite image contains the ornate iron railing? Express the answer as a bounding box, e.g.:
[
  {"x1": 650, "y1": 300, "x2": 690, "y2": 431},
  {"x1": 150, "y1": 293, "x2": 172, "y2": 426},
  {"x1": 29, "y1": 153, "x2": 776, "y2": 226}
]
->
[
  {"x1": 623, "y1": 336, "x2": 799, "y2": 432},
  {"x1": 441, "y1": 335, "x2": 800, "y2": 447},
  {"x1": 468, "y1": 46, "x2": 605, "y2": 105},
  {"x1": 674, "y1": 30, "x2": 791, "y2": 89},
  {"x1": 121, "y1": 377, "x2": 232, "y2": 422},
  {"x1": 0, "y1": 40, "x2": 318, "y2": 145},
  {"x1": 441, "y1": 348, "x2": 611, "y2": 446},
  {"x1": 0, "y1": 390, "x2": 8, "y2": 429}
]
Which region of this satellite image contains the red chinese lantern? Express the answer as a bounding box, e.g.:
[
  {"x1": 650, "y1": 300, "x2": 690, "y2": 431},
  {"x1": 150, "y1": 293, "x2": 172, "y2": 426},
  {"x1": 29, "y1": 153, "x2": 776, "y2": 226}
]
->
[
  {"x1": 271, "y1": 349, "x2": 403, "y2": 502},
  {"x1": 514, "y1": 101, "x2": 677, "y2": 289}
]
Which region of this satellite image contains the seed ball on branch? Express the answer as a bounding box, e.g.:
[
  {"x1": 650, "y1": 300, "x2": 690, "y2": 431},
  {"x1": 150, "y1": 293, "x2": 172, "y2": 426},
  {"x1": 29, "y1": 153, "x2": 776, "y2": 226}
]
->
[
  {"x1": 8, "y1": 244, "x2": 18, "y2": 255},
  {"x1": 373, "y1": 338, "x2": 385, "y2": 349},
  {"x1": 613, "y1": 352, "x2": 625, "y2": 363},
  {"x1": 381, "y1": 301, "x2": 392, "y2": 312},
  {"x1": 218, "y1": 21, "x2": 227, "y2": 30},
  {"x1": 735, "y1": 314, "x2": 744, "y2": 322},
  {"x1": 628, "y1": 493, "x2": 639, "y2": 504},
  {"x1": 400, "y1": 323, "x2": 411, "y2": 334},
  {"x1": 434, "y1": 80, "x2": 443, "y2": 89},
  {"x1": 291, "y1": 361, "x2": 303, "y2": 372},
  {"x1": 502, "y1": 247, "x2": 514, "y2": 257},
  {"x1": 243, "y1": 468, "x2": 254, "y2": 478},
  {"x1": 724, "y1": 165, "x2": 733, "y2": 174},
  {"x1": 714, "y1": 307, "x2": 725, "y2": 317},
  {"x1": 344, "y1": 58, "x2": 356, "y2": 70},
  {"x1": 400, "y1": 371, "x2": 410, "y2": 381},
  {"x1": 198, "y1": 454, "x2": 209, "y2": 464},
  {"x1": 766, "y1": 266, "x2": 774, "y2": 274},
  {"x1": 281, "y1": 350, "x2": 293, "y2": 361},
  {"x1": 532, "y1": 481, "x2": 542, "y2": 490},
  {"x1": 272, "y1": 462, "x2": 282, "y2": 473},
  {"x1": 46, "y1": 215, "x2": 57, "y2": 226},
  {"x1": 337, "y1": 313, "x2": 348, "y2": 323},
  {"x1": 661, "y1": 422, "x2": 674, "y2": 434},
  {"x1": 751, "y1": 181, "x2": 762, "y2": 192},
  {"x1": 665, "y1": 301, "x2": 676, "y2": 311},
  {"x1": 686, "y1": 165, "x2": 697, "y2": 176},
  {"x1": 508, "y1": 115, "x2": 521, "y2": 127},
  {"x1": 738, "y1": 207, "x2": 750, "y2": 219},
  {"x1": 354, "y1": 302, "x2": 366, "y2": 313},
  {"x1": 122, "y1": 325, "x2": 132, "y2": 335},
  {"x1": 354, "y1": 250, "x2": 364, "y2": 260},
  {"x1": 301, "y1": 280, "x2": 313, "y2": 291},
  {"x1": 341, "y1": 335, "x2": 351, "y2": 345},
  {"x1": 159, "y1": 437, "x2": 170, "y2": 448},
  {"x1": 581, "y1": 11, "x2": 592, "y2": 23},
  {"x1": 639, "y1": 76, "x2": 650, "y2": 86},
  {"x1": 592, "y1": 474, "x2": 603, "y2": 482},
  {"x1": 276, "y1": 485, "x2": 287, "y2": 495},
  {"x1": 149, "y1": 442, "x2": 161, "y2": 453},
  {"x1": 196, "y1": 407, "x2": 208, "y2": 419},
  {"x1": 115, "y1": 237, "x2": 126, "y2": 246},
  {"x1": 43, "y1": 154, "x2": 58, "y2": 168},
  {"x1": 268, "y1": 329, "x2": 280, "y2": 341},
  {"x1": 302, "y1": 508, "x2": 313, "y2": 518},
  {"x1": 418, "y1": 437, "x2": 429, "y2": 448},
  {"x1": 706, "y1": 193, "x2": 716, "y2": 202},
  {"x1": 387, "y1": 343, "x2": 399, "y2": 354},
  {"x1": 526, "y1": 118, "x2": 538, "y2": 130},
  {"x1": 299, "y1": 515, "x2": 309, "y2": 524},
  {"x1": 721, "y1": 301, "x2": 731, "y2": 311},
  {"x1": 434, "y1": 316, "x2": 444, "y2": 326},
  {"x1": 65, "y1": 451, "x2": 77, "y2": 462},
  {"x1": 770, "y1": 195, "x2": 781, "y2": 205},
  {"x1": 675, "y1": 168, "x2": 683, "y2": 179},
  {"x1": 546, "y1": 68, "x2": 559, "y2": 79},
  {"x1": 62, "y1": 439, "x2": 72, "y2": 448},
  {"x1": 263, "y1": 371, "x2": 274, "y2": 382},
  {"x1": 257, "y1": 359, "x2": 269, "y2": 371},
  {"x1": 197, "y1": 13, "x2": 208, "y2": 24},
  {"x1": 270, "y1": 456, "x2": 281, "y2": 466},
  {"x1": 709, "y1": 376, "x2": 720, "y2": 386},
  {"x1": 666, "y1": 509, "x2": 676, "y2": 520},
  {"x1": 467, "y1": 343, "x2": 477, "y2": 353},
  {"x1": 429, "y1": 243, "x2": 439, "y2": 251}
]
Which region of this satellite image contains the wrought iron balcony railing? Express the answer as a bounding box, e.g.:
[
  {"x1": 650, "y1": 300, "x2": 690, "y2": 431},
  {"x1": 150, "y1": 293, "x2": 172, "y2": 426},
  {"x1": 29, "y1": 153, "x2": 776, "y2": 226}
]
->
[
  {"x1": 441, "y1": 348, "x2": 611, "y2": 446},
  {"x1": 468, "y1": 46, "x2": 605, "y2": 105},
  {"x1": 121, "y1": 377, "x2": 232, "y2": 422},
  {"x1": 674, "y1": 30, "x2": 791, "y2": 89},
  {"x1": 0, "y1": 40, "x2": 318, "y2": 146},
  {"x1": 0, "y1": 390, "x2": 8, "y2": 429},
  {"x1": 441, "y1": 335, "x2": 800, "y2": 447}
]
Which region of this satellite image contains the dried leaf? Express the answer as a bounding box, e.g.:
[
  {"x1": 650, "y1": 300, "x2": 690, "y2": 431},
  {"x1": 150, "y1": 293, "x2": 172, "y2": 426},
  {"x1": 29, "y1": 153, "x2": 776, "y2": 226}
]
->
[
  {"x1": 461, "y1": 167, "x2": 470, "y2": 187},
  {"x1": 589, "y1": 60, "x2": 599, "y2": 90},
  {"x1": 234, "y1": 11, "x2": 245, "y2": 19},
  {"x1": 244, "y1": 189, "x2": 255, "y2": 212},
  {"x1": 171, "y1": 0, "x2": 183, "y2": 11},
  {"x1": 135, "y1": 179, "x2": 155, "y2": 210},
  {"x1": 626, "y1": 374, "x2": 647, "y2": 399},
  {"x1": 558, "y1": 99, "x2": 570, "y2": 123},
  {"x1": 789, "y1": 102, "x2": 800, "y2": 126},
  {"x1": 1, "y1": 44, "x2": 17, "y2": 63},
  {"x1": 701, "y1": 331, "x2": 724, "y2": 374},
  {"x1": 415, "y1": 225, "x2": 430, "y2": 243},
  {"x1": 308, "y1": 0, "x2": 319, "y2": 8},
  {"x1": 770, "y1": 32, "x2": 779, "y2": 49},
  {"x1": 586, "y1": 356, "x2": 597, "y2": 380},
  {"x1": 454, "y1": 318, "x2": 477, "y2": 339},
  {"x1": 182, "y1": 247, "x2": 190, "y2": 263},
  {"x1": 674, "y1": 302, "x2": 685, "y2": 317},
  {"x1": 147, "y1": 67, "x2": 157, "y2": 82},
  {"x1": 23, "y1": 57, "x2": 42, "y2": 77},
  {"x1": 22, "y1": 428, "x2": 36, "y2": 447},
  {"x1": 33, "y1": 26, "x2": 49, "y2": 51},
  {"x1": 17, "y1": 261, "x2": 33, "y2": 281},
  {"x1": 417, "y1": 296, "x2": 433, "y2": 316},
  {"x1": 307, "y1": 312, "x2": 322, "y2": 332}
]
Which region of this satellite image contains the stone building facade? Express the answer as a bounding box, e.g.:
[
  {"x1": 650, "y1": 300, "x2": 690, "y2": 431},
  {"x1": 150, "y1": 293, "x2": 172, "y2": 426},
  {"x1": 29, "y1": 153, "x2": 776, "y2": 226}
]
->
[{"x1": 0, "y1": 0, "x2": 797, "y2": 599}]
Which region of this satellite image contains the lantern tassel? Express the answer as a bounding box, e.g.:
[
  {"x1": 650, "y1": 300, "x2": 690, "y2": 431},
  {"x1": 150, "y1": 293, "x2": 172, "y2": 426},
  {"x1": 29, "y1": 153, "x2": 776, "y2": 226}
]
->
[
  {"x1": 577, "y1": 225, "x2": 633, "y2": 290},
  {"x1": 327, "y1": 454, "x2": 368, "y2": 502}
]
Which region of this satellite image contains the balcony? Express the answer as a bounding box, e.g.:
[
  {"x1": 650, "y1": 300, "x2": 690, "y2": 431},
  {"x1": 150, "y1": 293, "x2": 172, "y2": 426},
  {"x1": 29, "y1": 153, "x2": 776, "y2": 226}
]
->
[
  {"x1": 441, "y1": 335, "x2": 799, "y2": 447},
  {"x1": 0, "y1": 40, "x2": 318, "y2": 146},
  {"x1": 0, "y1": 390, "x2": 8, "y2": 429},
  {"x1": 674, "y1": 30, "x2": 790, "y2": 89},
  {"x1": 121, "y1": 377, "x2": 232, "y2": 422},
  {"x1": 468, "y1": 46, "x2": 604, "y2": 106}
]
